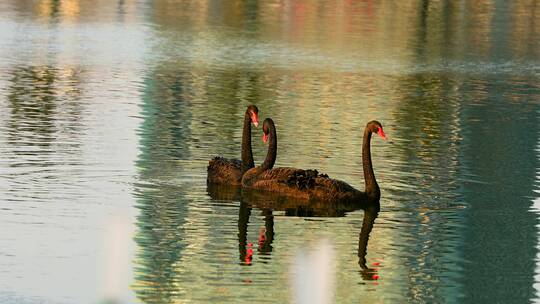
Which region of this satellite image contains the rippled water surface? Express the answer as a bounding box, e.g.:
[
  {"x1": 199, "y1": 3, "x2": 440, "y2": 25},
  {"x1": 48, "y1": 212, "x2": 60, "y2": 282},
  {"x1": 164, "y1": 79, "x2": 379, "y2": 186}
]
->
[{"x1": 0, "y1": 1, "x2": 539, "y2": 303}]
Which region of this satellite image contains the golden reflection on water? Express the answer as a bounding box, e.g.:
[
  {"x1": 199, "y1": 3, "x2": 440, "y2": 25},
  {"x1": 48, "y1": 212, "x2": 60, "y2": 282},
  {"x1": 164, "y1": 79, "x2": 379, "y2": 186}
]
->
[{"x1": 36, "y1": 0, "x2": 80, "y2": 22}]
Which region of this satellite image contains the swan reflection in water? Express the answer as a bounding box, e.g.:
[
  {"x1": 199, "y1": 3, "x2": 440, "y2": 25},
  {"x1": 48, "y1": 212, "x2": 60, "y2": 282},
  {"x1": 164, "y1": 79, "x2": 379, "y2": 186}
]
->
[
  {"x1": 237, "y1": 202, "x2": 274, "y2": 265},
  {"x1": 206, "y1": 183, "x2": 380, "y2": 279}
]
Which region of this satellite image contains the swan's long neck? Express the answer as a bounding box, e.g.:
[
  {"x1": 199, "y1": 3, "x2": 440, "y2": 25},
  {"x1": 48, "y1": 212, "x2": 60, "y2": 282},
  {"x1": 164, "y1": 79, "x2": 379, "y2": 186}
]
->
[
  {"x1": 362, "y1": 128, "x2": 380, "y2": 198},
  {"x1": 241, "y1": 112, "x2": 254, "y2": 174},
  {"x1": 260, "y1": 124, "x2": 277, "y2": 171}
]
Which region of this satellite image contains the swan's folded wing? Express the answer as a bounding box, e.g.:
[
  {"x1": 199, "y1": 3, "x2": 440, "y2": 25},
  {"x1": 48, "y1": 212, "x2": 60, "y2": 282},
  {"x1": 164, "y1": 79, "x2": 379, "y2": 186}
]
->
[
  {"x1": 253, "y1": 167, "x2": 326, "y2": 190},
  {"x1": 314, "y1": 176, "x2": 357, "y2": 193},
  {"x1": 252, "y1": 167, "x2": 309, "y2": 181}
]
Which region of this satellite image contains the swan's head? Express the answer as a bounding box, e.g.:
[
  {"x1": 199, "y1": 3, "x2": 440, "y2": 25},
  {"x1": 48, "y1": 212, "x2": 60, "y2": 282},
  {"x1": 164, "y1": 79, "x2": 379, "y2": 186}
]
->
[
  {"x1": 367, "y1": 120, "x2": 387, "y2": 140},
  {"x1": 262, "y1": 118, "x2": 275, "y2": 143},
  {"x1": 247, "y1": 105, "x2": 259, "y2": 127}
]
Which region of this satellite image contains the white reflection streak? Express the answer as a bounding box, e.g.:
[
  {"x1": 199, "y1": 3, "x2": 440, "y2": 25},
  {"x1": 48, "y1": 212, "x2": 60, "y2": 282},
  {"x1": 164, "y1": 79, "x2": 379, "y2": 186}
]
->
[
  {"x1": 291, "y1": 239, "x2": 336, "y2": 304},
  {"x1": 533, "y1": 127, "x2": 540, "y2": 300},
  {"x1": 102, "y1": 214, "x2": 132, "y2": 303}
]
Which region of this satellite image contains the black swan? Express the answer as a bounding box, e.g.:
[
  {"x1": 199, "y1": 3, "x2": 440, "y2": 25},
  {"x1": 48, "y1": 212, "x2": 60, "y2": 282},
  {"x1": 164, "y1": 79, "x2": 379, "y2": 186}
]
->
[
  {"x1": 207, "y1": 105, "x2": 259, "y2": 185},
  {"x1": 241, "y1": 118, "x2": 386, "y2": 203}
]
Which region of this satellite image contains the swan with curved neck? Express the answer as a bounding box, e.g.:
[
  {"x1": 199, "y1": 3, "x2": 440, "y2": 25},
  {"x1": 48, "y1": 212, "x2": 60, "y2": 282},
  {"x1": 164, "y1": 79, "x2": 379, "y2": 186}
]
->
[
  {"x1": 207, "y1": 105, "x2": 259, "y2": 185},
  {"x1": 241, "y1": 118, "x2": 386, "y2": 203}
]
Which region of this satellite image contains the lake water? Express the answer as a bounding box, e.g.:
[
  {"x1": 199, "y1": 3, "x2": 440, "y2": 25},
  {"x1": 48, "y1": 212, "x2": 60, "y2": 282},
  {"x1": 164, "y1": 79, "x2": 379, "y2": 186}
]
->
[{"x1": 0, "y1": 1, "x2": 539, "y2": 303}]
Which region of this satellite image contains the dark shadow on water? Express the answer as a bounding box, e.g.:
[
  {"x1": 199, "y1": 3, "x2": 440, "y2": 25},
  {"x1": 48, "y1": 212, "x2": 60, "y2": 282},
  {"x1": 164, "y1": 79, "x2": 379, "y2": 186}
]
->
[
  {"x1": 206, "y1": 183, "x2": 242, "y2": 202},
  {"x1": 459, "y1": 75, "x2": 540, "y2": 303}
]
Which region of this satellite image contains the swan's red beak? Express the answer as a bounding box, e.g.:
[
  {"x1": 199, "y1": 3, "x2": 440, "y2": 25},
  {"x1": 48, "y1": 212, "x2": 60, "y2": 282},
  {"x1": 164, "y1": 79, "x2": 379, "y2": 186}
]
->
[
  {"x1": 263, "y1": 133, "x2": 269, "y2": 143},
  {"x1": 377, "y1": 128, "x2": 387, "y2": 140},
  {"x1": 251, "y1": 113, "x2": 259, "y2": 127}
]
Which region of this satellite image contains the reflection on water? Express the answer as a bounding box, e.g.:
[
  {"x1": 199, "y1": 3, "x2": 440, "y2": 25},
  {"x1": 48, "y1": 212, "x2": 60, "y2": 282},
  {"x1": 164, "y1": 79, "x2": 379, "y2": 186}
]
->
[
  {"x1": 131, "y1": 68, "x2": 193, "y2": 303},
  {"x1": 208, "y1": 183, "x2": 382, "y2": 287},
  {"x1": 6, "y1": 65, "x2": 83, "y2": 146},
  {"x1": 1, "y1": 64, "x2": 86, "y2": 209},
  {"x1": 236, "y1": 202, "x2": 274, "y2": 265},
  {"x1": 0, "y1": 0, "x2": 539, "y2": 303},
  {"x1": 358, "y1": 203, "x2": 380, "y2": 280},
  {"x1": 207, "y1": 183, "x2": 379, "y2": 267},
  {"x1": 132, "y1": 183, "x2": 189, "y2": 302}
]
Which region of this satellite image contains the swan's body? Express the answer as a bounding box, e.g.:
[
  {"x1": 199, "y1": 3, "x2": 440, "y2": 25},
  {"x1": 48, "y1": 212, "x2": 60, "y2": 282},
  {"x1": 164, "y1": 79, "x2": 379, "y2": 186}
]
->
[
  {"x1": 207, "y1": 105, "x2": 259, "y2": 186},
  {"x1": 207, "y1": 157, "x2": 243, "y2": 185},
  {"x1": 241, "y1": 118, "x2": 386, "y2": 203},
  {"x1": 242, "y1": 167, "x2": 366, "y2": 202}
]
